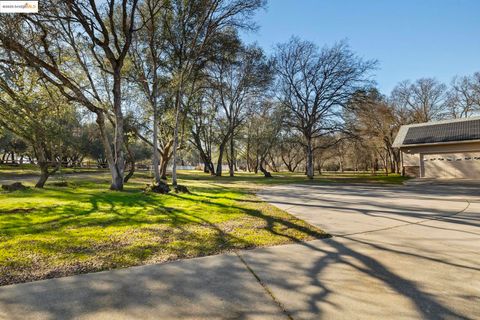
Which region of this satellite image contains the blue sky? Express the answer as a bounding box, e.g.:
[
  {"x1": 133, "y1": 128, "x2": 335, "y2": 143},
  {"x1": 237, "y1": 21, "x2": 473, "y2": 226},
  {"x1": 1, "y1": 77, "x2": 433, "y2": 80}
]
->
[{"x1": 241, "y1": 0, "x2": 480, "y2": 95}]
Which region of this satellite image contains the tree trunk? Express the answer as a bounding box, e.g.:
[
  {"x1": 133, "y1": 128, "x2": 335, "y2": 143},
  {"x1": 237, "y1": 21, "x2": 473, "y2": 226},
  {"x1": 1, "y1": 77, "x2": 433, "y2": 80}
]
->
[
  {"x1": 306, "y1": 138, "x2": 314, "y2": 179},
  {"x1": 208, "y1": 161, "x2": 215, "y2": 175},
  {"x1": 216, "y1": 142, "x2": 226, "y2": 177},
  {"x1": 269, "y1": 154, "x2": 279, "y2": 172},
  {"x1": 393, "y1": 149, "x2": 401, "y2": 174},
  {"x1": 229, "y1": 135, "x2": 235, "y2": 177},
  {"x1": 97, "y1": 113, "x2": 123, "y2": 191},
  {"x1": 35, "y1": 162, "x2": 50, "y2": 188},
  {"x1": 110, "y1": 72, "x2": 125, "y2": 190},
  {"x1": 281, "y1": 155, "x2": 293, "y2": 172},
  {"x1": 124, "y1": 162, "x2": 135, "y2": 183},
  {"x1": 160, "y1": 161, "x2": 168, "y2": 180},
  {"x1": 123, "y1": 143, "x2": 135, "y2": 183},
  {"x1": 172, "y1": 85, "x2": 182, "y2": 187},
  {"x1": 191, "y1": 134, "x2": 214, "y2": 175},
  {"x1": 35, "y1": 160, "x2": 60, "y2": 188},
  {"x1": 253, "y1": 154, "x2": 259, "y2": 174},
  {"x1": 95, "y1": 95, "x2": 124, "y2": 190},
  {"x1": 316, "y1": 158, "x2": 324, "y2": 175},
  {"x1": 159, "y1": 152, "x2": 170, "y2": 180},
  {"x1": 292, "y1": 159, "x2": 301, "y2": 172},
  {"x1": 152, "y1": 101, "x2": 161, "y2": 184},
  {"x1": 259, "y1": 158, "x2": 272, "y2": 178},
  {"x1": 371, "y1": 157, "x2": 377, "y2": 176},
  {"x1": 246, "y1": 134, "x2": 251, "y2": 172}
]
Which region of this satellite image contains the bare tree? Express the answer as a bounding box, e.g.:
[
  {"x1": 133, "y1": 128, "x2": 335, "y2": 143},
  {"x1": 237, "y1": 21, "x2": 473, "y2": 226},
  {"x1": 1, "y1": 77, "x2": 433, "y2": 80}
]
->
[
  {"x1": 209, "y1": 45, "x2": 272, "y2": 177},
  {"x1": 446, "y1": 74, "x2": 480, "y2": 118},
  {"x1": 162, "y1": 0, "x2": 265, "y2": 186},
  {"x1": 347, "y1": 89, "x2": 402, "y2": 174},
  {"x1": 313, "y1": 137, "x2": 337, "y2": 174},
  {"x1": 244, "y1": 101, "x2": 283, "y2": 177},
  {"x1": 277, "y1": 133, "x2": 305, "y2": 172},
  {"x1": 189, "y1": 87, "x2": 218, "y2": 175},
  {"x1": 274, "y1": 38, "x2": 376, "y2": 179},
  {"x1": 391, "y1": 78, "x2": 448, "y2": 122},
  {"x1": 129, "y1": 0, "x2": 166, "y2": 185}
]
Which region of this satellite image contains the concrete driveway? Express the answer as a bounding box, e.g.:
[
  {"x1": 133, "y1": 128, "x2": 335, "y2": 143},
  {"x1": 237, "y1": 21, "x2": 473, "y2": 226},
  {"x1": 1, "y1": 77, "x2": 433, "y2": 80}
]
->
[
  {"x1": 253, "y1": 183, "x2": 480, "y2": 319},
  {"x1": 0, "y1": 183, "x2": 479, "y2": 319}
]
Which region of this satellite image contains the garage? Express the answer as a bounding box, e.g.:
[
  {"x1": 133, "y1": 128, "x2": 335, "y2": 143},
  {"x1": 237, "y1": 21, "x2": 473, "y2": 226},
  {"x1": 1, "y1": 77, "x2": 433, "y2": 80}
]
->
[
  {"x1": 422, "y1": 153, "x2": 480, "y2": 179},
  {"x1": 393, "y1": 117, "x2": 480, "y2": 179}
]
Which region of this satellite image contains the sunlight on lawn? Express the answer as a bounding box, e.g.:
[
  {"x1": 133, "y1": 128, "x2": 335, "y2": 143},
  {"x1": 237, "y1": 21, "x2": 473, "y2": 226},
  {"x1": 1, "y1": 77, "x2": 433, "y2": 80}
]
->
[{"x1": 0, "y1": 170, "x2": 331, "y2": 286}]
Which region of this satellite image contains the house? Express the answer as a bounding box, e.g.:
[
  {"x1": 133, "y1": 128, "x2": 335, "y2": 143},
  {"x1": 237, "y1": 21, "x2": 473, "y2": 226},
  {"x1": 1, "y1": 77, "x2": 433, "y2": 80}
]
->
[{"x1": 393, "y1": 117, "x2": 480, "y2": 179}]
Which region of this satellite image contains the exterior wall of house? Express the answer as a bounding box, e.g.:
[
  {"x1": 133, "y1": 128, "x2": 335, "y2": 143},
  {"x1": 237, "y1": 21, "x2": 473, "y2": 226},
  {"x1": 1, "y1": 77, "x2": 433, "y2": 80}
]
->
[
  {"x1": 401, "y1": 141, "x2": 480, "y2": 179},
  {"x1": 401, "y1": 152, "x2": 420, "y2": 178},
  {"x1": 402, "y1": 152, "x2": 419, "y2": 166}
]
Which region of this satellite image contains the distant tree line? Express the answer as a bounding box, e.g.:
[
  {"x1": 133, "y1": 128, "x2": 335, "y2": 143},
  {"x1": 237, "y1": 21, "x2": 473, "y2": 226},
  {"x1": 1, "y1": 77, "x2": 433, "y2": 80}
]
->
[{"x1": 0, "y1": 0, "x2": 478, "y2": 189}]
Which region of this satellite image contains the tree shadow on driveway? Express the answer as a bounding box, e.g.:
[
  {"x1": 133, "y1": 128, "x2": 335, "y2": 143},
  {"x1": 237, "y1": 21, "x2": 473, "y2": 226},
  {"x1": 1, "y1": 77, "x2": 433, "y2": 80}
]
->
[
  {"x1": 247, "y1": 182, "x2": 480, "y2": 319},
  {"x1": 239, "y1": 236, "x2": 477, "y2": 320},
  {"x1": 0, "y1": 253, "x2": 288, "y2": 320}
]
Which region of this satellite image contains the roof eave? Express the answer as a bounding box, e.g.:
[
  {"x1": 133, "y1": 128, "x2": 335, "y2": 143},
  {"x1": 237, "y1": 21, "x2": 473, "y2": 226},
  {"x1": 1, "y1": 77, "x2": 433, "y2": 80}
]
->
[{"x1": 397, "y1": 138, "x2": 480, "y2": 149}]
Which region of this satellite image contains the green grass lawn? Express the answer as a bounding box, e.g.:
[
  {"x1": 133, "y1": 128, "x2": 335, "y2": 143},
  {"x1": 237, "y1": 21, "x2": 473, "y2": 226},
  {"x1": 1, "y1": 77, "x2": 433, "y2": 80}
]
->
[
  {"x1": 178, "y1": 170, "x2": 409, "y2": 185},
  {"x1": 0, "y1": 164, "x2": 40, "y2": 177},
  {"x1": 0, "y1": 164, "x2": 107, "y2": 179},
  {"x1": 0, "y1": 170, "x2": 406, "y2": 286}
]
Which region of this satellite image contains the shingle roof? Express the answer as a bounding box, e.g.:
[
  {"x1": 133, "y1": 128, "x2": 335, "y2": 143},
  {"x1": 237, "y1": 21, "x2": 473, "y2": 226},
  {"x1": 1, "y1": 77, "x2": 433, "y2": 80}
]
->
[
  {"x1": 404, "y1": 118, "x2": 480, "y2": 145},
  {"x1": 393, "y1": 117, "x2": 480, "y2": 147}
]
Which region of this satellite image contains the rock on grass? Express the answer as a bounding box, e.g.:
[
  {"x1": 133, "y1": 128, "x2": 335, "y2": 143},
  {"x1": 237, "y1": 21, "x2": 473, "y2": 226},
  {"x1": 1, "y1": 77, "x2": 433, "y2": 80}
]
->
[
  {"x1": 174, "y1": 185, "x2": 190, "y2": 194},
  {"x1": 145, "y1": 182, "x2": 171, "y2": 194},
  {"x1": 2, "y1": 182, "x2": 28, "y2": 192}
]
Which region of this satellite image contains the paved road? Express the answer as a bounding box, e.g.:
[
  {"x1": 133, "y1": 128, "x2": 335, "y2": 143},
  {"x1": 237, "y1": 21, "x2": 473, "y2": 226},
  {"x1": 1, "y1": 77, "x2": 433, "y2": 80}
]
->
[{"x1": 0, "y1": 183, "x2": 479, "y2": 319}]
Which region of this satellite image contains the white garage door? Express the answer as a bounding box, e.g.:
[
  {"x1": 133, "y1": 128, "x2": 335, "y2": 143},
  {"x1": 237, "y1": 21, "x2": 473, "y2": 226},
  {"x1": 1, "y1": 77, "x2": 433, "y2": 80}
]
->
[{"x1": 422, "y1": 153, "x2": 480, "y2": 179}]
